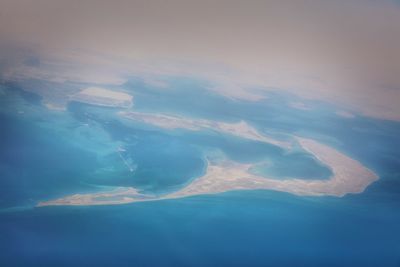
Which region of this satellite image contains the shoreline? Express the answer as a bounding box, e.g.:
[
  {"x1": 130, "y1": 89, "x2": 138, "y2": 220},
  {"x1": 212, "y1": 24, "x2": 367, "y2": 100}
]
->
[{"x1": 37, "y1": 137, "x2": 378, "y2": 207}]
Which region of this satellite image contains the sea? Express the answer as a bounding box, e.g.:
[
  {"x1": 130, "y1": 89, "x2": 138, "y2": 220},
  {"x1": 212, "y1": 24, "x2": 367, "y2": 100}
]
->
[{"x1": 0, "y1": 77, "x2": 399, "y2": 266}]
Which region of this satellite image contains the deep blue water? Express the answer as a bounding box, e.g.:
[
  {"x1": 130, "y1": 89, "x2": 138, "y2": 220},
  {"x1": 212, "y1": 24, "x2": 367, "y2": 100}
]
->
[
  {"x1": 0, "y1": 77, "x2": 400, "y2": 266},
  {"x1": 1, "y1": 190, "x2": 399, "y2": 267}
]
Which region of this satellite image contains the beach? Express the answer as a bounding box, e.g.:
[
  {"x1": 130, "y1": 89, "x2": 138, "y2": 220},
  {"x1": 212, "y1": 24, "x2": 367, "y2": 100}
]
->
[{"x1": 37, "y1": 137, "x2": 378, "y2": 206}]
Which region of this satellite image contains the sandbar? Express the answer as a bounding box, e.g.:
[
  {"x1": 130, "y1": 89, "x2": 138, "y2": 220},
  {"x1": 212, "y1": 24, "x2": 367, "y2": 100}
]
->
[
  {"x1": 71, "y1": 87, "x2": 133, "y2": 108},
  {"x1": 37, "y1": 137, "x2": 378, "y2": 207},
  {"x1": 119, "y1": 111, "x2": 290, "y2": 149}
]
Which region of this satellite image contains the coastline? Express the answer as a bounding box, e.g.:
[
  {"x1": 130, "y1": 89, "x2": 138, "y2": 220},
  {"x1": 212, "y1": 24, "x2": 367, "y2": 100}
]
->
[{"x1": 37, "y1": 137, "x2": 379, "y2": 207}]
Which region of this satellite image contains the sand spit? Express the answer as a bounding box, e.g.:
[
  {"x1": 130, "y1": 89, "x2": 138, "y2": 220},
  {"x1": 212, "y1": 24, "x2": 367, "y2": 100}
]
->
[
  {"x1": 37, "y1": 137, "x2": 378, "y2": 207},
  {"x1": 37, "y1": 187, "x2": 147, "y2": 207},
  {"x1": 119, "y1": 111, "x2": 289, "y2": 149}
]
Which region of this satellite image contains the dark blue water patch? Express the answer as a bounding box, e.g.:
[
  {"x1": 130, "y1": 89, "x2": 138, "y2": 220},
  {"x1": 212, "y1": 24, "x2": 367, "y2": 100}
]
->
[
  {"x1": 18, "y1": 89, "x2": 42, "y2": 106},
  {"x1": 4, "y1": 81, "x2": 44, "y2": 106},
  {"x1": 0, "y1": 189, "x2": 399, "y2": 267},
  {"x1": 250, "y1": 152, "x2": 332, "y2": 180},
  {"x1": 0, "y1": 82, "x2": 41, "y2": 108},
  {"x1": 0, "y1": 113, "x2": 100, "y2": 208}
]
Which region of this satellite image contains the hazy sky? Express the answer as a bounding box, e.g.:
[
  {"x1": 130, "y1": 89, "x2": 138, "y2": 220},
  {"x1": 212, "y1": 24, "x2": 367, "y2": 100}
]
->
[{"x1": 1, "y1": 0, "x2": 400, "y2": 120}]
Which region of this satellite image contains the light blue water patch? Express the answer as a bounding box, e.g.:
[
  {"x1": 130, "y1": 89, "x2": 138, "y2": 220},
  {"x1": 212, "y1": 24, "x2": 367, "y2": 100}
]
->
[
  {"x1": 179, "y1": 130, "x2": 283, "y2": 162},
  {"x1": 67, "y1": 102, "x2": 206, "y2": 194},
  {"x1": 249, "y1": 151, "x2": 332, "y2": 180},
  {"x1": 91, "y1": 132, "x2": 206, "y2": 194}
]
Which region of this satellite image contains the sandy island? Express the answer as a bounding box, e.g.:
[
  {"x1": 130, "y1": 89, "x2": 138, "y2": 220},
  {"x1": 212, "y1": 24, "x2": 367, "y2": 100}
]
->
[
  {"x1": 71, "y1": 87, "x2": 133, "y2": 108},
  {"x1": 119, "y1": 111, "x2": 290, "y2": 149},
  {"x1": 37, "y1": 137, "x2": 378, "y2": 207}
]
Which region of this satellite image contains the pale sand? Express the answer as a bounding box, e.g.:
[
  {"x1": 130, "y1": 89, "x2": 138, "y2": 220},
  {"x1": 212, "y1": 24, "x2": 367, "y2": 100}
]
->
[
  {"x1": 71, "y1": 87, "x2": 133, "y2": 108},
  {"x1": 37, "y1": 137, "x2": 378, "y2": 207},
  {"x1": 38, "y1": 187, "x2": 146, "y2": 206},
  {"x1": 119, "y1": 111, "x2": 290, "y2": 149}
]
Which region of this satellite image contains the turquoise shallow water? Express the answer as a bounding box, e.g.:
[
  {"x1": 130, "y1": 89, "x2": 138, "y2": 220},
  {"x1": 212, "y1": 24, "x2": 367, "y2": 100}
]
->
[
  {"x1": 249, "y1": 152, "x2": 332, "y2": 180},
  {"x1": 1, "y1": 78, "x2": 400, "y2": 266}
]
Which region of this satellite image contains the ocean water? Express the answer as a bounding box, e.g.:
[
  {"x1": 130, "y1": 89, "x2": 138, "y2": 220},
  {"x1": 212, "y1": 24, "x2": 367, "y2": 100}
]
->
[
  {"x1": 1, "y1": 190, "x2": 399, "y2": 267},
  {"x1": 0, "y1": 113, "x2": 99, "y2": 209},
  {"x1": 0, "y1": 77, "x2": 400, "y2": 266},
  {"x1": 249, "y1": 152, "x2": 332, "y2": 180}
]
